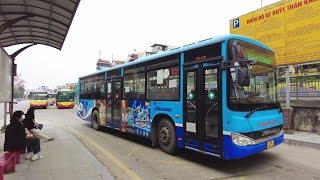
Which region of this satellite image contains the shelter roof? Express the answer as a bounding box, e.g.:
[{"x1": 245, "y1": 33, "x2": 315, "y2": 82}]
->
[{"x1": 0, "y1": 0, "x2": 80, "y2": 50}]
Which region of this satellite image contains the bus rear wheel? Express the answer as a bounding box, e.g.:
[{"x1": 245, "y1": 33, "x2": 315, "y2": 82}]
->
[
  {"x1": 157, "y1": 118, "x2": 176, "y2": 154},
  {"x1": 92, "y1": 110, "x2": 100, "y2": 131}
]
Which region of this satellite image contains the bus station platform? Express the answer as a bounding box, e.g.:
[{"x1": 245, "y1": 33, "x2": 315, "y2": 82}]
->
[
  {"x1": 0, "y1": 103, "x2": 319, "y2": 180},
  {"x1": 284, "y1": 131, "x2": 320, "y2": 150},
  {"x1": 0, "y1": 121, "x2": 114, "y2": 180}
]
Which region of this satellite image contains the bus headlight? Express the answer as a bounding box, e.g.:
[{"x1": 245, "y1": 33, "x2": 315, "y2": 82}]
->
[{"x1": 231, "y1": 133, "x2": 256, "y2": 146}]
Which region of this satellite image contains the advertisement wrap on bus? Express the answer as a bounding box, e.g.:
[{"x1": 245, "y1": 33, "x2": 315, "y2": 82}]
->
[
  {"x1": 77, "y1": 34, "x2": 284, "y2": 160},
  {"x1": 29, "y1": 91, "x2": 48, "y2": 108},
  {"x1": 56, "y1": 89, "x2": 75, "y2": 109},
  {"x1": 77, "y1": 100, "x2": 95, "y2": 121}
]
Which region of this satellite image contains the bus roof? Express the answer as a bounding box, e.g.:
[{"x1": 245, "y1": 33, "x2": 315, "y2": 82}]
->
[
  {"x1": 29, "y1": 90, "x2": 47, "y2": 93},
  {"x1": 79, "y1": 34, "x2": 273, "y2": 78},
  {"x1": 57, "y1": 89, "x2": 73, "y2": 92}
]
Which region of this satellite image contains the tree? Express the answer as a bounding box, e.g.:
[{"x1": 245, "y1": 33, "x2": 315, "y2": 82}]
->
[
  {"x1": 68, "y1": 84, "x2": 78, "y2": 97},
  {"x1": 13, "y1": 75, "x2": 26, "y2": 99}
]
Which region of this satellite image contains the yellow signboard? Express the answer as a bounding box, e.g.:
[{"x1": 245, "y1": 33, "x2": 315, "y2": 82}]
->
[{"x1": 230, "y1": 0, "x2": 320, "y2": 66}]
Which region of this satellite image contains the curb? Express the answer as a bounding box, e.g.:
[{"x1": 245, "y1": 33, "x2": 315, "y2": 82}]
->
[{"x1": 283, "y1": 138, "x2": 320, "y2": 150}]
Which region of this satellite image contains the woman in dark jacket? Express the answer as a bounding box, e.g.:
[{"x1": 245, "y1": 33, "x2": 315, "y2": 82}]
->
[
  {"x1": 24, "y1": 108, "x2": 54, "y2": 141},
  {"x1": 4, "y1": 110, "x2": 43, "y2": 161},
  {"x1": 4, "y1": 111, "x2": 26, "y2": 151},
  {"x1": 23, "y1": 108, "x2": 37, "y2": 130}
]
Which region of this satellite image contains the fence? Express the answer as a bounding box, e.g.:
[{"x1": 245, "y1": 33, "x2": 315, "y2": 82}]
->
[{"x1": 278, "y1": 75, "x2": 320, "y2": 99}]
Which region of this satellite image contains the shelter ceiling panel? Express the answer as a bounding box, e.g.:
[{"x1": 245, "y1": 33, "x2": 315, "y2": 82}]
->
[
  {"x1": 52, "y1": 6, "x2": 73, "y2": 18},
  {"x1": 8, "y1": 31, "x2": 30, "y2": 37},
  {"x1": 0, "y1": 0, "x2": 81, "y2": 50},
  {"x1": 0, "y1": 37, "x2": 15, "y2": 43},
  {"x1": 10, "y1": 27, "x2": 31, "y2": 32},
  {"x1": 1, "y1": 5, "x2": 25, "y2": 12},
  {"x1": 27, "y1": 7, "x2": 50, "y2": 17},
  {"x1": 51, "y1": 13, "x2": 69, "y2": 25},
  {"x1": 30, "y1": 16, "x2": 68, "y2": 30}
]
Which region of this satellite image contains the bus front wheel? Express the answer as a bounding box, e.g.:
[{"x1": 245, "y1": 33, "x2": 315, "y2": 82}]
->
[
  {"x1": 92, "y1": 110, "x2": 100, "y2": 131},
  {"x1": 157, "y1": 118, "x2": 176, "y2": 154}
]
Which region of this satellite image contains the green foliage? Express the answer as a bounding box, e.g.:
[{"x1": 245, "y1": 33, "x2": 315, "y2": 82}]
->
[
  {"x1": 13, "y1": 75, "x2": 26, "y2": 98},
  {"x1": 69, "y1": 84, "x2": 78, "y2": 97},
  {"x1": 13, "y1": 85, "x2": 25, "y2": 99},
  {"x1": 278, "y1": 75, "x2": 320, "y2": 84},
  {"x1": 298, "y1": 76, "x2": 320, "y2": 82}
]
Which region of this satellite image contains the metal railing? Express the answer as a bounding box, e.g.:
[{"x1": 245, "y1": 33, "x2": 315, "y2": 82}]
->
[{"x1": 278, "y1": 75, "x2": 320, "y2": 99}]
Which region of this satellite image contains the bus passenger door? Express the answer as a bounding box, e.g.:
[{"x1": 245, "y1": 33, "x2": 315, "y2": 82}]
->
[
  {"x1": 112, "y1": 79, "x2": 122, "y2": 129},
  {"x1": 106, "y1": 78, "x2": 122, "y2": 129},
  {"x1": 106, "y1": 80, "x2": 112, "y2": 127},
  {"x1": 183, "y1": 62, "x2": 221, "y2": 157}
]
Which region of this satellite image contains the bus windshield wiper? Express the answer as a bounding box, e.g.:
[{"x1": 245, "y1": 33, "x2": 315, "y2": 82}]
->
[{"x1": 245, "y1": 106, "x2": 265, "y2": 118}]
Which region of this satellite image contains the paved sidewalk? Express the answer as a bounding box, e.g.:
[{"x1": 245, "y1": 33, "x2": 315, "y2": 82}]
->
[
  {"x1": 0, "y1": 122, "x2": 114, "y2": 180},
  {"x1": 284, "y1": 131, "x2": 320, "y2": 150}
]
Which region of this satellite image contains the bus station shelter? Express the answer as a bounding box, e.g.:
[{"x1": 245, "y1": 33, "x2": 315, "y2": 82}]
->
[{"x1": 0, "y1": 0, "x2": 81, "y2": 130}]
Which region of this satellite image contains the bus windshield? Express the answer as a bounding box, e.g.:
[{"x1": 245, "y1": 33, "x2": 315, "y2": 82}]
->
[
  {"x1": 30, "y1": 93, "x2": 47, "y2": 100},
  {"x1": 228, "y1": 40, "x2": 279, "y2": 110},
  {"x1": 57, "y1": 92, "x2": 74, "y2": 102},
  {"x1": 48, "y1": 94, "x2": 56, "y2": 98}
]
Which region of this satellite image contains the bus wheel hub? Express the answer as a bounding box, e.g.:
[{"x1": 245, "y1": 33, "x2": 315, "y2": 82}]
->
[{"x1": 160, "y1": 127, "x2": 170, "y2": 145}]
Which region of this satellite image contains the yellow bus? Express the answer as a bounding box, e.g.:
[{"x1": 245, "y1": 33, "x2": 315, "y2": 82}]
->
[
  {"x1": 56, "y1": 89, "x2": 75, "y2": 109},
  {"x1": 47, "y1": 93, "x2": 57, "y2": 105},
  {"x1": 29, "y1": 91, "x2": 48, "y2": 109}
]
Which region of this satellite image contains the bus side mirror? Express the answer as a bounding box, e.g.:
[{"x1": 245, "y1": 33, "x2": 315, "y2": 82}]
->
[{"x1": 236, "y1": 58, "x2": 257, "y2": 86}]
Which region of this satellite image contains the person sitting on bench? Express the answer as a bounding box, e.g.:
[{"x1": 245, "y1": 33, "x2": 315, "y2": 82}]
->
[
  {"x1": 24, "y1": 108, "x2": 54, "y2": 141},
  {"x1": 4, "y1": 111, "x2": 43, "y2": 161}
]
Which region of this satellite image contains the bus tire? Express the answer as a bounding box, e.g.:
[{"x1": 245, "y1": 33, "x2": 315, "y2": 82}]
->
[
  {"x1": 157, "y1": 118, "x2": 176, "y2": 154},
  {"x1": 92, "y1": 110, "x2": 100, "y2": 131}
]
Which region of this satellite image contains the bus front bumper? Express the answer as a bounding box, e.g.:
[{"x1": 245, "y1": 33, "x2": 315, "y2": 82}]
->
[
  {"x1": 222, "y1": 131, "x2": 284, "y2": 160},
  {"x1": 57, "y1": 103, "x2": 74, "y2": 108},
  {"x1": 30, "y1": 104, "x2": 48, "y2": 108}
]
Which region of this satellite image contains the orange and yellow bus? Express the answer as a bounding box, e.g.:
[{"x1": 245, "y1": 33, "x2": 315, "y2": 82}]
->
[
  {"x1": 56, "y1": 89, "x2": 75, "y2": 109},
  {"x1": 29, "y1": 91, "x2": 48, "y2": 108}
]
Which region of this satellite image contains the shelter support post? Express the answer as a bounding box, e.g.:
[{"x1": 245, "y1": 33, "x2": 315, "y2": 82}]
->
[
  {"x1": 10, "y1": 44, "x2": 37, "y2": 60},
  {"x1": 296, "y1": 73, "x2": 299, "y2": 100},
  {"x1": 10, "y1": 58, "x2": 14, "y2": 117},
  {"x1": 285, "y1": 66, "x2": 290, "y2": 108},
  {"x1": 283, "y1": 66, "x2": 294, "y2": 133}
]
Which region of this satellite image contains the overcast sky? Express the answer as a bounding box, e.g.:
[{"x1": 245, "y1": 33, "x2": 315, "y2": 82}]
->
[{"x1": 5, "y1": 0, "x2": 279, "y2": 90}]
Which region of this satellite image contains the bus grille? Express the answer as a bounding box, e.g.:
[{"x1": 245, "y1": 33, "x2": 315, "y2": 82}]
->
[{"x1": 241, "y1": 125, "x2": 282, "y2": 140}]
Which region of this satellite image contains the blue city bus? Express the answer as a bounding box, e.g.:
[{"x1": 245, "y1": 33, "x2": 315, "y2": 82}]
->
[{"x1": 77, "y1": 34, "x2": 284, "y2": 160}]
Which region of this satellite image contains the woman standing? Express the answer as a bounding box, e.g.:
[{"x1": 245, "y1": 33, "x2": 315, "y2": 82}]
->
[
  {"x1": 4, "y1": 110, "x2": 43, "y2": 160},
  {"x1": 23, "y1": 108, "x2": 54, "y2": 141}
]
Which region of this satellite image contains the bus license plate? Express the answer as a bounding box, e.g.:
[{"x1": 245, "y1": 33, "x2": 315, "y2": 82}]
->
[{"x1": 267, "y1": 140, "x2": 274, "y2": 149}]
